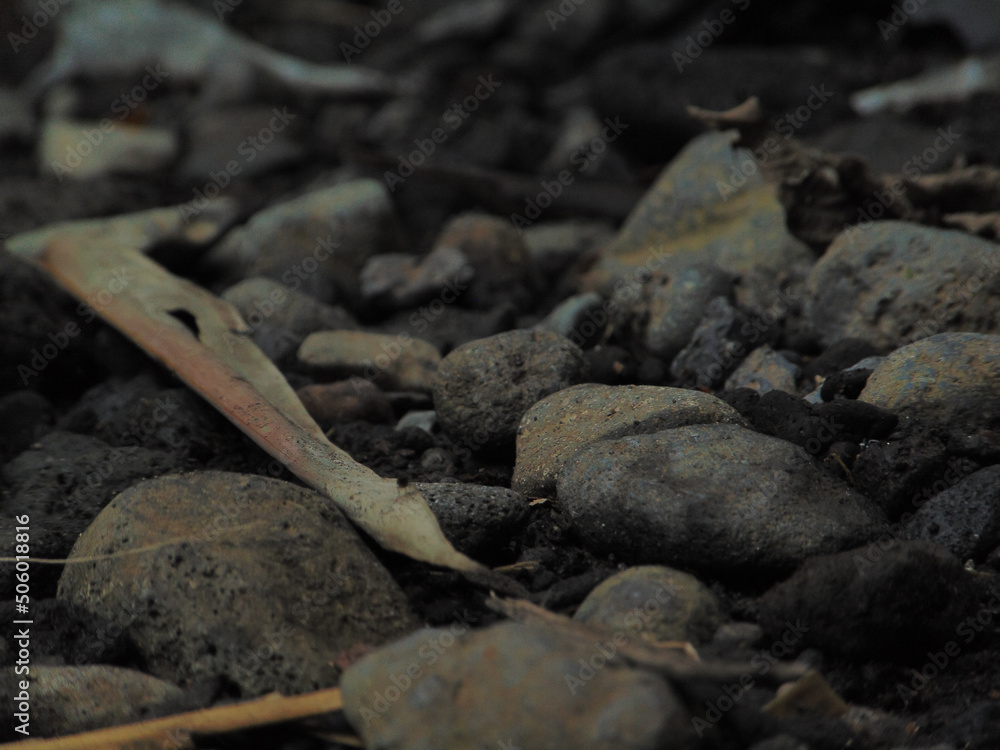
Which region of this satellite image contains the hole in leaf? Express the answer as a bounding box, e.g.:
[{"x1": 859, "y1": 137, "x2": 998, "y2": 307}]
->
[{"x1": 167, "y1": 308, "x2": 200, "y2": 338}]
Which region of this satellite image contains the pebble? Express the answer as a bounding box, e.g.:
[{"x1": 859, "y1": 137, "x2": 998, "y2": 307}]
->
[
  {"x1": 513, "y1": 384, "x2": 745, "y2": 498},
  {"x1": 175, "y1": 105, "x2": 304, "y2": 181},
  {"x1": 38, "y1": 120, "x2": 178, "y2": 180},
  {"x1": 296, "y1": 379, "x2": 395, "y2": 426},
  {"x1": 433, "y1": 330, "x2": 588, "y2": 450},
  {"x1": 805, "y1": 222, "x2": 1000, "y2": 349},
  {"x1": 582, "y1": 131, "x2": 812, "y2": 291},
  {"x1": 634, "y1": 263, "x2": 734, "y2": 363},
  {"x1": 757, "y1": 541, "x2": 981, "y2": 661},
  {"x1": 432, "y1": 212, "x2": 540, "y2": 311},
  {"x1": 0, "y1": 431, "x2": 184, "y2": 600},
  {"x1": 858, "y1": 333, "x2": 1000, "y2": 432},
  {"x1": 416, "y1": 482, "x2": 527, "y2": 558},
  {"x1": 725, "y1": 346, "x2": 801, "y2": 394},
  {"x1": 203, "y1": 179, "x2": 405, "y2": 303},
  {"x1": 901, "y1": 466, "x2": 1000, "y2": 561},
  {"x1": 222, "y1": 276, "x2": 356, "y2": 364},
  {"x1": 533, "y1": 292, "x2": 607, "y2": 349},
  {"x1": 299, "y1": 330, "x2": 441, "y2": 393},
  {"x1": 340, "y1": 621, "x2": 693, "y2": 750},
  {"x1": 359, "y1": 245, "x2": 475, "y2": 310},
  {"x1": 396, "y1": 410, "x2": 437, "y2": 434},
  {"x1": 520, "y1": 219, "x2": 615, "y2": 279},
  {"x1": 573, "y1": 566, "x2": 724, "y2": 645},
  {"x1": 670, "y1": 297, "x2": 762, "y2": 389},
  {"x1": 802, "y1": 355, "x2": 885, "y2": 405},
  {"x1": 558, "y1": 423, "x2": 886, "y2": 571},
  {"x1": 0, "y1": 665, "x2": 187, "y2": 739},
  {"x1": 57, "y1": 472, "x2": 419, "y2": 697}
]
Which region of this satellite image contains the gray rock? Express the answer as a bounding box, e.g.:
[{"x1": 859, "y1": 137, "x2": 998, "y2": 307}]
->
[
  {"x1": 296, "y1": 380, "x2": 395, "y2": 426},
  {"x1": 203, "y1": 179, "x2": 405, "y2": 302},
  {"x1": 0, "y1": 389, "x2": 54, "y2": 465},
  {"x1": 0, "y1": 665, "x2": 187, "y2": 739},
  {"x1": 513, "y1": 384, "x2": 745, "y2": 498},
  {"x1": 758, "y1": 541, "x2": 980, "y2": 660},
  {"x1": 416, "y1": 482, "x2": 527, "y2": 558},
  {"x1": 558, "y1": 424, "x2": 885, "y2": 571},
  {"x1": 433, "y1": 330, "x2": 588, "y2": 450},
  {"x1": 803, "y1": 356, "x2": 885, "y2": 404},
  {"x1": 582, "y1": 131, "x2": 813, "y2": 291},
  {"x1": 176, "y1": 105, "x2": 304, "y2": 181},
  {"x1": 57, "y1": 472, "x2": 419, "y2": 698},
  {"x1": 521, "y1": 219, "x2": 615, "y2": 278},
  {"x1": 670, "y1": 297, "x2": 762, "y2": 389},
  {"x1": 901, "y1": 466, "x2": 1000, "y2": 560},
  {"x1": 341, "y1": 621, "x2": 693, "y2": 750},
  {"x1": 432, "y1": 212, "x2": 539, "y2": 311},
  {"x1": 725, "y1": 346, "x2": 801, "y2": 394},
  {"x1": 359, "y1": 245, "x2": 474, "y2": 310},
  {"x1": 299, "y1": 330, "x2": 441, "y2": 393},
  {"x1": 0, "y1": 431, "x2": 184, "y2": 599},
  {"x1": 636, "y1": 263, "x2": 734, "y2": 363},
  {"x1": 39, "y1": 119, "x2": 178, "y2": 180},
  {"x1": 534, "y1": 292, "x2": 607, "y2": 349},
  {"x1": 396, "y1": 410, "x2": 437, "y2": 434},
  {"x1": 573, "y1": 566, "x2": 724, "y2": 645},
  {"x1": 221, "y1": 276, "x2": 356, "y2": 364},
  {"x1": 859, "y1": 333, "x2": 1000, "y2": 432},
  {"x1": 805, "y1": 222, "x2": 1000, "y2": 349}
]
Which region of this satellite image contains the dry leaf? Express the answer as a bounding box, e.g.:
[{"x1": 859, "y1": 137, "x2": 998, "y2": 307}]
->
[{"x1": 7, "y1": 201, "x2": 484, "y2": 575}]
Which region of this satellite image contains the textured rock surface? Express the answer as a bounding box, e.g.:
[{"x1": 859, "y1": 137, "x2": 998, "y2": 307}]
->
[
  {"x1": 806, "y1": 222, "x2": 1000, "y2": 349},
  {"x1": 221, "y1": 276, "x2": 356, "y2": 364},
  {"x1": 513, "y1": 384, "x2": 745, "y2": 498},
  {"x1": 57, "y1": 472, "x2": 419, "y2": 697},
  {"x1": 583, "y1": 131, "x2": 813, "y2": 291},
  {"x1": 203, "y1": 179, "x2": 405, "y2": 302},
  {"x1": 859, "y1": 333, "x2": 1000, "y2": 432},
  {"x1": 559, "y1": 424, "x2": 885, "y2": 571},
  {"x1": 573, "y1": 565, "x2": 724, "y2": 645},
  {"x1": 0, "y1": 665, "x2": 188, "y2": 740},
  {"x1": 416, "y1": 482, "x2": 528, "y2": 558},
  {"x1": 901, "y1": 466, "x2": 1000, "y2": 561},
  {"x1": 0, "y1": 430, "x2": 184, "y2": 599},
  {"x1": 433, "y1": 329, "x2": 588, "y2": 449},
  {"x1": 341, "y1": 621, "x2": 693, "y2": 750},
  {"x1": 758, "y1": 541, "x2": 982, "y2": 660},
  {"x1": 724, "y1": 345, "x2": 801, "y2": 394}
]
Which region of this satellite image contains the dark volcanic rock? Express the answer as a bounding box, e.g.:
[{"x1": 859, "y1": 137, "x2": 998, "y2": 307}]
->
[
  {"x1": 558, "y1": 423, "x2": 885, "y2": 572},
  {"x1": 758, "y1": 541, "x2": 981, "y2": 661},
  {"x1": 433, "y1": 329, "x2": 588, "y2": 450}
]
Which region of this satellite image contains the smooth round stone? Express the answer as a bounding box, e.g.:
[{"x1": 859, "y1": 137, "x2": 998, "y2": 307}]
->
[
  {"x1": 558, "y1": 423, "x2": 886, "y2": 572},
  {"x1": 859, "y1": 333, "x2": 1000, "y2": 432},
  {"x1": 513, "y1": 384, "x2": 745, "y2": 498},
  {"x1": 573, "y1": 566, "x2": 724, "y2": 645}
]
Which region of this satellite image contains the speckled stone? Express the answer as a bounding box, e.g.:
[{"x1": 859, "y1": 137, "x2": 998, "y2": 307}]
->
[
  {"x1": 340, "y1": 621, "x2": 693, "y2": 750},
  {"x1": 559, "y1": 423, "x2": 885, "y2": 571},
  {"x1": 806, "y1": 222, "x2": 1000, "y2": 349},
  {"x1": 513, "y1": 384, "x2": 745, "y2": 498},
  {"x1": 57, "y1": 472, "x2": 419, "y2": 698},
  {"x1": 573, "y1": 566, "x2": 724, "y2": 645},
  {"x1": 433, "y1": 329, "x2": 588, "y2": 450},
  {"x1": 859, "y1": 333, "x2": 1000, "y2": 432}
]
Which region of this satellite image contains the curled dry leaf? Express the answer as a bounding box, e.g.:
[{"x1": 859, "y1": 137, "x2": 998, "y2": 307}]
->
[{"x1": 6, "y1": 200, "x2": 484, "y2": 575}]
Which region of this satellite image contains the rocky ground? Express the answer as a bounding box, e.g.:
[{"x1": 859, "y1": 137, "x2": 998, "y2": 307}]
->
[{"x1": 2, "y1": 0, "x2": 1000, "y2": 748}]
